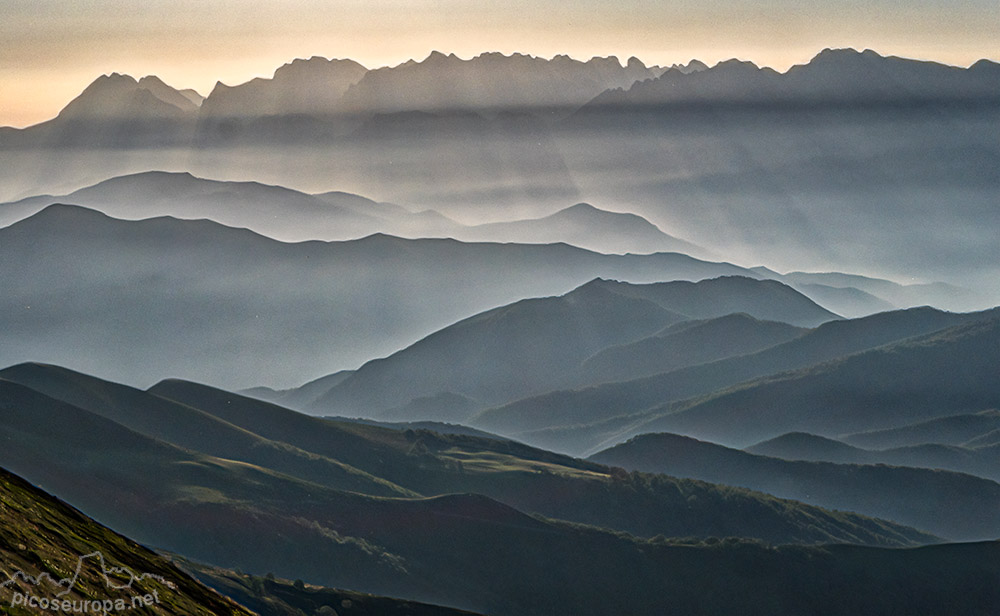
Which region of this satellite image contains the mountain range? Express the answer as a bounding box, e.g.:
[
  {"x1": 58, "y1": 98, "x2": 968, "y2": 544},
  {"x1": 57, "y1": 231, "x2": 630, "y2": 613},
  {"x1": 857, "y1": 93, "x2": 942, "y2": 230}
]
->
[
  {"x1": 4, "y1": 456, "x2": 998, "y2": 616},
  {"x1": 3, "y1": 362, "x2": 966, "y2": 615},
  {"x1": 0, "y1": 203, "x2": 769, "y2": 389},
  {"x1": 2, "y1": 41, "x2": 999, "y2": 616},
  {"x1": 584, "y1": 48, "x2": 1000, "y2": 111},
  {"x1": 1, "y1": 48, "x2": 997, "y2": 303},
  {"x1": 0, "y1": 171, "x2": 701, "y2": 254}
]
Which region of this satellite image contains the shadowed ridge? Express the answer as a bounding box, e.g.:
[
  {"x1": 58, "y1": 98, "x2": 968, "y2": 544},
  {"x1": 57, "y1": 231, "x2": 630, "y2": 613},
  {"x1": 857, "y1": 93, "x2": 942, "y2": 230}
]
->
[
  {"x1": 590, "y1": 432, "x2": 999, "y2": 541},
  {"x1": 0, "y1": 362, "x2": 414, "y2": 498}
]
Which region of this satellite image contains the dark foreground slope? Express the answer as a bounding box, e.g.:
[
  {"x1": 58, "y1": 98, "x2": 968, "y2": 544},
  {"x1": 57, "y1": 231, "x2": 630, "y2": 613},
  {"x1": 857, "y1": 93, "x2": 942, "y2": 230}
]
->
[
  {"x1": 3, "y1": 370, "x2": 999, "y2": 615},
  {"x1": 0, "y1": 466, "x2": 253, "y2": 616}
]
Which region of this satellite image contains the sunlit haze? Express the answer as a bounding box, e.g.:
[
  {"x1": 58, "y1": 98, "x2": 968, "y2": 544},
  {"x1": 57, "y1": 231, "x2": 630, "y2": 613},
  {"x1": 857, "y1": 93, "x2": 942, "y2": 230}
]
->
[{"x1": 1, "y1": 0, "x2": 997, "y2": 127}]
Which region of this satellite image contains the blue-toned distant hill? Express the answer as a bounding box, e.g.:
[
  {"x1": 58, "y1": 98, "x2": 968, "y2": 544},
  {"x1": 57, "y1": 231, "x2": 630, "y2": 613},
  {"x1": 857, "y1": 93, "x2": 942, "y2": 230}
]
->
[
  {"x1": 0, "y1": 204, "x2": 768, "y2": 389},
  {"x1": 471, "y1": 306, "x2": 1000, "y2": 451},
  {"x1": 301, "y1": 276, "x2": 837, "y2": 419}
]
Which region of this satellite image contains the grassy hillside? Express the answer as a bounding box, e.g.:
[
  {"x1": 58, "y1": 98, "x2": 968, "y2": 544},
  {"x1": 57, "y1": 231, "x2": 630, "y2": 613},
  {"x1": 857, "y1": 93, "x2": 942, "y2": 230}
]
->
[
  {"x1": 0, "y1": 466, "x2": 253, "y2": 616},
  {"x1": 0, "y1": 363, "x2": 413, "y2": 498},
  {"x1": 148, "y1": 377, "x2": 929, "y2": 545}
]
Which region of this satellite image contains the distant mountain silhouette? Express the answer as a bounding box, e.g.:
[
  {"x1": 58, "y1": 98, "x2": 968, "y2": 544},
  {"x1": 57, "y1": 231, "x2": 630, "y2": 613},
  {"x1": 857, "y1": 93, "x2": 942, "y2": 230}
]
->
[
  {"x1": 590, "y1": 432, "x2": 1000, "y2": 541},
  {"x1": 57, "y1": 73, "x2": 199, "y2": 120},
  {"x1": 581, "y1": 313, "x2": 806, "y2": 383},
  {"x1": 747, "y1": 431, "x2": 1000, "y2": 483},
  {"x1": 0, "y1": 204, "x2": 765, "y2": 389},
  {"x1": 842, "y1": 410, "x2": 1000, "y2": 450},
  {"x1": 0, "y1": 173, "x2": 709, "y2": 254},
  {"x1": 781, "y1": 283, "x2": 896, "y2": 319},
  {"x1": 760, "y1": 269, "x2": 985, "y2": 314},
  {"x1": 3, "y1": 73, "x2": 202, "y2": 147},
  {"x1": 338, "y1": 51, "x2": 662, "y2": 115},
  {"x1": 200, "y1": 56, "x2": 368, "y2": 118},
  {"x1": 629, "y1": 317, "x2": 1000, "y2": 448},
  {"x1": 472, "y1": 306, "x2": 999, "y2": 450},
  {"x1": 299, "y1": 276, "x2": 834, "y2": 419},
  {"x1": 584, "y1": 48, "x2": 1000, "y2": 110},
  {"x1": 453, "y1": 202, "x2": 704, "y2": 255},
  {"x1": 0, "y1": 171, "x2": 387, "y2": 241}
]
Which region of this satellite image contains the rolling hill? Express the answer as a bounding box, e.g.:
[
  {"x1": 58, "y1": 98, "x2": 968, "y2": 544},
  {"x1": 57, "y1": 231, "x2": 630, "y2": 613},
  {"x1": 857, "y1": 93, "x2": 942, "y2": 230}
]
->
[
  {"x1": 452, "y1": 202, "x2": 703, "y2": 256},
  {"x1": 0, "y1": 204, "x2": 765, "y2": 389},
  {"x1": 591, "y1": 432, "x2": 1000, "y2": 541},
  {"x1": 624, "y1": 316, "x2": 1000, "y2": 448},
  {"x1": 471, "y1": 306, "x2": 996, "y2": 447},
  {"x1": 747, "y1": 431, "x2": 1000, "y2": 483},
  {"x1": 580, "y1": 313, "x2": 806, "y2": 383},
  {"x1": 842, "y1": 410, "x2": 1000, "y2": 449},
  {"x1": 300, "y1": 276, "x2": 835, "y2": 419},
  {"x1": 0, "y1": 367, "x2": 955, "y2": 615},
  {"x1": 148, "y1": 377, "x2": 922, "y2": 545}
]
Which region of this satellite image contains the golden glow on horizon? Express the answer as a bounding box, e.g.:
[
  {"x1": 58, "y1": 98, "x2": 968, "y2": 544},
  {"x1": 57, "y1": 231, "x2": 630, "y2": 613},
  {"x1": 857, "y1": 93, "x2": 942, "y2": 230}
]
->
[{"x1": 1, "y1": 0, "x2": 997, "y2": 127}]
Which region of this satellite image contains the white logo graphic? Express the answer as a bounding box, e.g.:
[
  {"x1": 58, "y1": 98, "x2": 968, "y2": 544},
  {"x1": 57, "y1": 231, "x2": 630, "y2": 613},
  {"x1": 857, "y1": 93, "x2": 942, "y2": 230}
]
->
[{"x1": 1, "y1": 551, "x2": 172, "y2": 613}]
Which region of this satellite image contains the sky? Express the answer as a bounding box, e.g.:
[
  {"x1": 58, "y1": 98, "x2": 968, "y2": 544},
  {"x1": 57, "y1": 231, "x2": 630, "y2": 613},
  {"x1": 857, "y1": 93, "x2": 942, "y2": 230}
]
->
[{"x1": 1, "y1": 0, "x2": 997, "y2": 127}]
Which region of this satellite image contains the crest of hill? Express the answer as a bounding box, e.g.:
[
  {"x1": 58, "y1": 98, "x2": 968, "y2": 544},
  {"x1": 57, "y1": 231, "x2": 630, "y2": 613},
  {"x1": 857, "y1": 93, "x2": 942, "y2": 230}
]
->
[
  {"x1": 57, "y1": 73, "x2": 199, "y2": 120},
  {"x1": 588, "y1": 276, "x2": 839, "y2": 327},
  {"x1": 843, "y1": 410, "x2": 1000, "y2": 449},
  {"x1": 583, "y1": 48, "x2": 1000, "y2": 110},
  {"x1": 470, "y1": 306, "x2": 998, "y2": 447},
  {"x1": 589, "y1": 432, "x2": 1000, "y2": 541},
  {"x1": 456, "y1": 202, "x2": 704, "y2": 255},
  {"x1": 631, "y1": 316, "x2": 1000, "y2": 448},
  {"x1": 8, "y1": 366, "x2": 1000, "y2": 615},
  {"x1": 301, "y1": 276, "x2": 834, "y2": 420},
  {"x1": 581, "y1": 313, "x2": 807, "y2": 383},
  {"x1": 338, "y1": 51, "x2": 662, "y2": 114},
  {"x1": 747, "y1": 430, "x2": 1000, "y2": 483},
  {"x1": 747, "y1": 432, "x2": 872, "y2": 464},
  {"x1": 201, "y1": 56, "x2": 368, "y2": 117}
]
